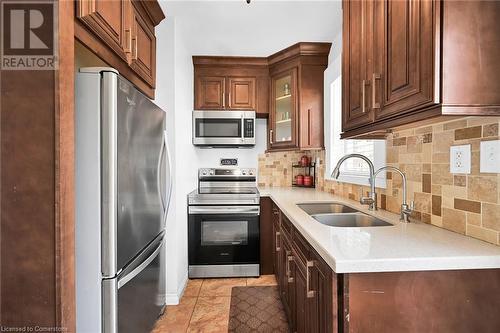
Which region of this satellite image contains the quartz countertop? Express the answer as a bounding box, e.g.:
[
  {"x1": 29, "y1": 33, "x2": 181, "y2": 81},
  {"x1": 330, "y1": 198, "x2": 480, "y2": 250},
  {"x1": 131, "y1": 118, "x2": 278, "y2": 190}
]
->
[{"x1": 259, "y1": 187, "x2": 500, "y2": 273}]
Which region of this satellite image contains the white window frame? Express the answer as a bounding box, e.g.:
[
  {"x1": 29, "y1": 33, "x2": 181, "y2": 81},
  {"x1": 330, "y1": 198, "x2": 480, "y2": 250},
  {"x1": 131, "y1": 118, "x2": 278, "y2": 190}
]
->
[{"x1": 324, "y1": 74, "x2": 386, "y2": 188}]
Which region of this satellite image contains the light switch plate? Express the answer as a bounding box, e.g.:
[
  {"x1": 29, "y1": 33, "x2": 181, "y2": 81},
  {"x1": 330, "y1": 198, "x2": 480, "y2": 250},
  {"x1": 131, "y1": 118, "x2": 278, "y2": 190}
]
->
[
  {"x1": 480, "y1": 140, "x2": 500, "y2": 173},
  {"x1": 450, "y1": 144, "x2": 471, "y2": 174}
]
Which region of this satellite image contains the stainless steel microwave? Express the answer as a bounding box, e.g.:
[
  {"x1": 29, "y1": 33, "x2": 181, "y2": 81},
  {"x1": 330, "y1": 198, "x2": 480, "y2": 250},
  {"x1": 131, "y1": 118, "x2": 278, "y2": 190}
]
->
[{"x1": 192, "y1": 110, "x2": 256, "y2": 147}]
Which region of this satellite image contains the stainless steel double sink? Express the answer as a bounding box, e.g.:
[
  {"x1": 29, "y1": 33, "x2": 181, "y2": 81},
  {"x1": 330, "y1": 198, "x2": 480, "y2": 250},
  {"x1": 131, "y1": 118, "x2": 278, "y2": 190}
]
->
[{"x1": 297, "y1": 202, "x2": 393, "y2": 228}]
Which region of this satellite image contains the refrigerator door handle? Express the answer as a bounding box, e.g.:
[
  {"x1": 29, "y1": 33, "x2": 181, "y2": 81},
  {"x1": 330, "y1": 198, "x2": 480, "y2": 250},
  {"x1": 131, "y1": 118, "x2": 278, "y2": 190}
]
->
[
  {"x1": 163, "y1": 130, "x2": 173, "y2": 216},
  {"x1": 117, "y1": 240, "x2": 163, "y2": 289},
  {"x1": 157, "y1": 131, "x2": 166, "y2": 212}
]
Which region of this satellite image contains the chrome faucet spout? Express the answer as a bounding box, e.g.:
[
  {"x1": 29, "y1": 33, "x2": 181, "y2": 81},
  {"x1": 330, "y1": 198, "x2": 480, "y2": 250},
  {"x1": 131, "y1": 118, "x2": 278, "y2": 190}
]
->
[
  {"x1": 373, "y1": 166, "x2": 413, "y2": 222},
  {"x1": 331, "y1": 154, "x2": 377, "y2": 210}
]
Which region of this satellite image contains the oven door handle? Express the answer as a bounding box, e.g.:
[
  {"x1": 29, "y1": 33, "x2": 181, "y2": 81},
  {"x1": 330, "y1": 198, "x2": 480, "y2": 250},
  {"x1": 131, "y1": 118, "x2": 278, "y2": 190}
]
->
[{"x1": 189, "y1": 206, "x2": 260, "y2": 215}]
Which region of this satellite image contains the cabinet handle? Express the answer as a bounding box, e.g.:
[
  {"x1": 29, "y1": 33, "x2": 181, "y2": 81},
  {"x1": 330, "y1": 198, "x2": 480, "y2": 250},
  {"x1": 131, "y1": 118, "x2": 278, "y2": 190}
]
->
[
  {"x1": 269, "y1": 129, "x2": 273, "y2": 145},
  {"x1": 307, "y1": 109, "x2": 311, "y2": 146},
  {"x1": 286, "y1": 251, "x2": 294, "y2": 283},
  {"x1": 124, "y1": 28, "x2": 132, "y2": 53},
  {"x1": 372, "y1": 73, "x2": 381, "y2": 109},
  {"x1": 228, "y1": 92, "x2": 231, "y2": 108},
  {"x1": 275, "y1": 231, "x2": 281, "y2": 252},
  {"x1": 306, "y1": 260, "x2": 316, "y2": 298},
  {"x1": 131, "y1": 37, "x2": 138, "y2": 61}
]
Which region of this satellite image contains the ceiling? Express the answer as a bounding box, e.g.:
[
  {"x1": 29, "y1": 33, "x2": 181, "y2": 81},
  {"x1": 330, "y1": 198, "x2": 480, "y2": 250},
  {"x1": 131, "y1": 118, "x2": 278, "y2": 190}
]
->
[{"x1": 160, "y1": 0, "x2": 342, "y2": 57}]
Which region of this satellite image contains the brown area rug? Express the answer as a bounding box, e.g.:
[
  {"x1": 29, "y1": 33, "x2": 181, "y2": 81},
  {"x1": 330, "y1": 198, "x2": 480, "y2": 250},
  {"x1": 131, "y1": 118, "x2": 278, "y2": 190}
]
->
[{"x1": 228, "y1": 286, "x2": 290, "y2": 332}]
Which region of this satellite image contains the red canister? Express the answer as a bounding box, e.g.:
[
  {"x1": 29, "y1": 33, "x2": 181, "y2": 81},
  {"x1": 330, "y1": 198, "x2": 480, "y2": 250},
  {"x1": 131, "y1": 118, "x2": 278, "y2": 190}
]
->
[
  {"x1": 304, "y1": 175, "x2": 313, "y2": 187},
  {"x1": 296, "y1": 174, "x2": 304, "y2": 185},
  {"x1": 300, "y1": 155, "x2": 309, "y2": 166}
]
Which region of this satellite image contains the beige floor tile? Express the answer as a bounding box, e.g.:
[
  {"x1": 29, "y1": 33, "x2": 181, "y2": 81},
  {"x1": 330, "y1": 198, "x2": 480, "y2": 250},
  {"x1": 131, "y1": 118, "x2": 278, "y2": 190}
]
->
[
  {"x1": 152, "y1": 296, "x2": 197, "y2": 333},
  {"x1": 187, "y1": 296, "x2": 231, "y2": 333},
  {"x1": 247, "y1": 274, "x2": 278, "y2": 286},
  {"x1": 198, "y1": 278, "x2": 246, "y2": 296},
  {"x1": 183, "y1": 279, "x2": 203, "y2": 297}
]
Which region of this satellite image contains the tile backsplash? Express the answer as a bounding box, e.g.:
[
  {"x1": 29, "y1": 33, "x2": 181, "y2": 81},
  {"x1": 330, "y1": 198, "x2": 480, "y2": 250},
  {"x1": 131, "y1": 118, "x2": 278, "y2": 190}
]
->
[{"x1": 258, "y1": 116, "x2": 500, "y2": 246}]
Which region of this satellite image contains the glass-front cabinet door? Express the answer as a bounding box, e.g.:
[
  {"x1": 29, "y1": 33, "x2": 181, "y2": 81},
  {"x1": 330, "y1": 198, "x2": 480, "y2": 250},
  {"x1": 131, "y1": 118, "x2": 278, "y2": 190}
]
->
[{"x1": 270, "y1": 68, "x2": 298, "y2": 150}]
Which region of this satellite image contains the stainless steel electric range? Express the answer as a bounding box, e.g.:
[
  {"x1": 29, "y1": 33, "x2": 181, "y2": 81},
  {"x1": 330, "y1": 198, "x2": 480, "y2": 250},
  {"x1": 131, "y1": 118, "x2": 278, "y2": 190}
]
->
[{"x1": 188, "y1": 168, "x2": 260, "y2": 278}]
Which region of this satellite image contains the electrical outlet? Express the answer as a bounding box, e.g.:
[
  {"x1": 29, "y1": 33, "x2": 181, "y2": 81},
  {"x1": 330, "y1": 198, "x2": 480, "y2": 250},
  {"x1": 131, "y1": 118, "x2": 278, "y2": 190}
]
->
[
  {"x1": 480, "y1": 140, "x2": 500, "y2": 173},
  {"x1": 450, "y1": 144, "x2": 471, "y2": 174}
]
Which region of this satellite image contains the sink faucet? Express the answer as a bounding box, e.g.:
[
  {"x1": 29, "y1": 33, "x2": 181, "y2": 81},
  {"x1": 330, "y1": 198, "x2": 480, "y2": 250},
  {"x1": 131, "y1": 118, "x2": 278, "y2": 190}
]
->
[
  {"x1": 331, "y1": 154, "x2": 377, "y2": 210},
  {"x1": 373, "y1": 166, "x2": 414, "y2": 223}
]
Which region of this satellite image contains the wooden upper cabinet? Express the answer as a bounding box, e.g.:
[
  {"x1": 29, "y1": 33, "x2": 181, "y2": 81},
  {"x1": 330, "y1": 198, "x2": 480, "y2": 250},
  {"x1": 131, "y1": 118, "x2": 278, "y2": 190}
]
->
[
  {"x1": 77, "y1": 0, "x2": 128, "y2": 61},
  {"x1": 269, "y1": 68, "x2": 299, "y2": 151},
  {"x1": 342, "y1": 0, "x2": 500, "y2": 138},
  {"x1": 342, "y1": 0, "x2": 374, "y2": 131},
  {"x1": 75, "y1": 0, "x2": 165, "y2": 98},
  {"x1": 129, "y1": 2, "x2": 156, "y2": 87},
  {"x1": 268, "y1": 43, "x2": 330, "y2": 151},
  {"x1": 193, "y1": 57, "x2": 268, "y2": 114},
  {"x1": 373, "y1": 0, "x2": 436, "y2": 121},
  {"x1": 195, "y1": 76, "x2": 226, "y2": 110},
  {"x1": 228, "y1": 77, "x2": 256, "y2": 109}
]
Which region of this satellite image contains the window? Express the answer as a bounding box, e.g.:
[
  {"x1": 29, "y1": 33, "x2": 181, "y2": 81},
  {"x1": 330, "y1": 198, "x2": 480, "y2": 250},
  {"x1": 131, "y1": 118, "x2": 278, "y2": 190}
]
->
[{"x1": 325, "y1": 75, "x2": 386, "y2": 188}]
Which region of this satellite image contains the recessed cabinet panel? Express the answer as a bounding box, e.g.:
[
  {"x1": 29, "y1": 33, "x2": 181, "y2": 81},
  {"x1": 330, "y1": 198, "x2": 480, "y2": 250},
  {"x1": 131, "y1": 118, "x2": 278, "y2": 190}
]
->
[
  {"x1": 342, "y1": 0, "x2": 374, "y2": 131},
  {"x1": 77, "y1": 0, "x2": 127, "y2": 60},
  {"x1": 374, "y1": 0, "x2": 435, "y2": 120},
  {"x1": 195, "y1": 76, "x2": 226, "y2": 110},
  {"x1": 130, "y1": 5, "x2": 156, "y2": 87},
  {"x1": 228, "y1": 77, "x2": 256, "y2": 109}
]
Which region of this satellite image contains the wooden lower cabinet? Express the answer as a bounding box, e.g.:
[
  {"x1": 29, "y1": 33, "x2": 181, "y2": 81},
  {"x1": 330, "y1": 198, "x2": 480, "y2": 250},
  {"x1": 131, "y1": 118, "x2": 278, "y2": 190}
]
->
[
  {"x1": 272, "y1": 211, "x2": 336, "y2": 333},
  {"x1": 263, "y1": 199, "x2": 500, "y2": 333}
]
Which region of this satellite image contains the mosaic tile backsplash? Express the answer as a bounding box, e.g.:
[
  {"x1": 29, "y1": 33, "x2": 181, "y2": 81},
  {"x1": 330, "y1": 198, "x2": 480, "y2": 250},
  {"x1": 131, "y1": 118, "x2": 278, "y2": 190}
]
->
[{"x1": 258, "y1": 116, "x2": 500, "y2": 246}]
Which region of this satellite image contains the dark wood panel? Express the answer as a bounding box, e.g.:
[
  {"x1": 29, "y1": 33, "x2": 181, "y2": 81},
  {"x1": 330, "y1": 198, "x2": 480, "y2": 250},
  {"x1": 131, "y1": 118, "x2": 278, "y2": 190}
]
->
[
  {"x1": 56, "y1": 0, "x2": 76, "y2": 329},
  {"x1": 1, "y1": 1, "x2": 76, "y2": 329},
  {"x1": 298, "y1": 64, "x2": 325, "y2": 149},
  {"x1": 75, "y1": 20, "x2": 155, "y2": 98},
  {"x1": 345, "y1": 269, "x2": 500, "y2": 333},
  {"x1": 442, "y1": 0, "x2": 500, "y2": 107},
  {"x1": 259, "y1": 198, "x2": 274, "y2": 275},
  {"x1": 193, "y1": 57, "x2": 269, "y2": 116},
  {"x1": 1, "y1": 70, "x2": 57, "y2": 330},
  {"x1": 194, "y1": 76, "x2": 226, "y2": 109},
  {"x1": 342, "y1": 0, "x2": 373, "y2": 131},
  {"x1": 228, "y1": 77, "x2": 255, "y2": 109},
  {"x1": 130, "y1": 1, "x2": 156, "y2": 88},
  {"x1": 76, "y1": 0, "x2": 128, "y2": 61},
  {"x1": 293, "y1": 259, "x2": 307, "y2": 333},
  {"x1": 374, "y1": 0, "x2": 436, "y2": 120}
]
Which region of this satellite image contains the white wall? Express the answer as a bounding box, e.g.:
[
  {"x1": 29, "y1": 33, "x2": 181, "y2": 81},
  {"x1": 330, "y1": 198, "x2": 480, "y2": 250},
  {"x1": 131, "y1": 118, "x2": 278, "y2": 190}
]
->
[
  {"x1": 324, "y1": 31, "x2": 342, "y2": 179},
  {"x1": 156, "y1": 0, "x2": 342, "y2": 304}
]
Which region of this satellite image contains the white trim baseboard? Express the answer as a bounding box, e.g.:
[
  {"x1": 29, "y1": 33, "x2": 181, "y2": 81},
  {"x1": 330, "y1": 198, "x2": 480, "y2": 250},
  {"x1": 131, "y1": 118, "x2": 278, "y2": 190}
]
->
[{"x1": 165, "y1": 272, "x2": 188, "y2": 305}]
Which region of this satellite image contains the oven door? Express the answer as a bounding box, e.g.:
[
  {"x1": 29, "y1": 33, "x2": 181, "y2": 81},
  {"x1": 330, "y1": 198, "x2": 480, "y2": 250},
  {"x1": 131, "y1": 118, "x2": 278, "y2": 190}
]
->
[
  {"x1": 192, "y1": 110, "x2": 255, "y2": 146},
  {"x1": 188, "y1": 206, "x2": 260, "y2": 265}
]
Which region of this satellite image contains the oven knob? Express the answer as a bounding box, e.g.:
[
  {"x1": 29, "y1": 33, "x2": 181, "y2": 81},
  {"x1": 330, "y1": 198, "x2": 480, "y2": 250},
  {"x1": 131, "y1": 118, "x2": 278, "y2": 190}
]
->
[
  {"x1": 249, "y1": 170, "x2": 254, "y2": 175},
  {"x1": 201, "y1": 169, "x2": 207, "y2": 176},
  {"x1": 209, "y1": 170, "x2": 214, "y2": 175},
  {"x1": 242, "y1": 170, "x2": 247, "y2": 175}
]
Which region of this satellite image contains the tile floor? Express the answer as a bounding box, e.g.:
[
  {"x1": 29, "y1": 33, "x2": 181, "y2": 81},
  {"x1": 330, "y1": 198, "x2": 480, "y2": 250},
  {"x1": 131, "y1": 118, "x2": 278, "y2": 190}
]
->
[{"x1": 152, "y1": 275, "x2": 278, "y2": 333}]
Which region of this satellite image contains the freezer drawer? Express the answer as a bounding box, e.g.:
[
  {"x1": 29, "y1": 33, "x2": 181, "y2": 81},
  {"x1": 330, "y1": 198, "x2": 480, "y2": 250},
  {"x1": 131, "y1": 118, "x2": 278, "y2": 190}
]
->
[{"x1": 103, "y1": 233, "x2": 165, "y2": 333}]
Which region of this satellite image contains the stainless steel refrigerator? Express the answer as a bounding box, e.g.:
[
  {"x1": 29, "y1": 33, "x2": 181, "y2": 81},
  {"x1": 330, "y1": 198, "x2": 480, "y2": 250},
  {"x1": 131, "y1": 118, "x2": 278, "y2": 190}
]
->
[{"x1": 75, "y1": 67, "x2": 172, "y2": 333}]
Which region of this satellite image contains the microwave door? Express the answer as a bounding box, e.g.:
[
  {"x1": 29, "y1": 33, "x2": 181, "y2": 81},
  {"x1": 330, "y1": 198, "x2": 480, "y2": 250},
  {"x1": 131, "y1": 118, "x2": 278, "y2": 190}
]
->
[
  {"x1": 192, "y1": 110, "x2": 255, "y2": 146},
  {"x1": 194, "y1": 118, "x2": 242, "y2": 146}
]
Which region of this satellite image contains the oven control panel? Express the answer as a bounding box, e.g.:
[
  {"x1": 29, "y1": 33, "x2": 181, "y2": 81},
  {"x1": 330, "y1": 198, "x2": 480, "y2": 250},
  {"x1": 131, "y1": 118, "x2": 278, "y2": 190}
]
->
[{"x1": 198, "y1": 168, "x2": 256, "y2": 177}]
